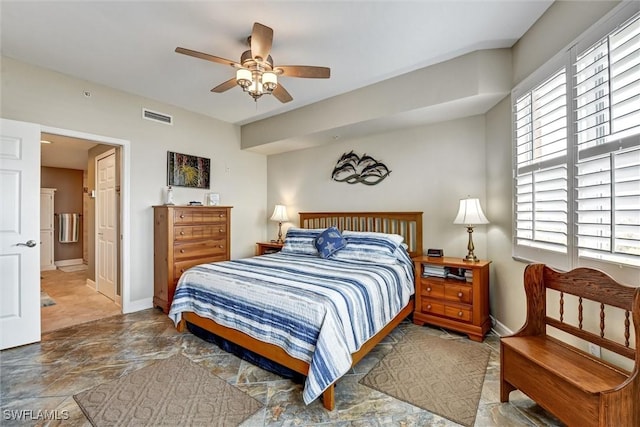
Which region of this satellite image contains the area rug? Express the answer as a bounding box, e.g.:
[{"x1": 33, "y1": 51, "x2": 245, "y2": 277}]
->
[
  {"x1": 360, "y1": 327, "x2": 491, "y2": 427},
  {"x1": 74, "y1": 354, "x2": 263, "y2": 426},
  {"x1": 40, "y1": 291, "x2": 56, "y2": 307},
  {"x1": 58, "y1": 263, "x2": 88, "y2": 272}
]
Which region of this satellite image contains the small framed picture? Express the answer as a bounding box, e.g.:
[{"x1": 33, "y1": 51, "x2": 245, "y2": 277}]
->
[{"x1": 206, "y1": 193, "x2": 220, "y2": 206}]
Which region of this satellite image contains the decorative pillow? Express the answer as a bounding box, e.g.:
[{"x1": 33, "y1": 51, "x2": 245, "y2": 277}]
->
[
  {"x1": 314, "y1": 227, "x2": 347, "y2": 259},
  {"x1": 332, "y1": 231, "x2": 404, "y2": 264},
  {"x1": 280, "y1": 228, "x2": 324, "y2": 255}
]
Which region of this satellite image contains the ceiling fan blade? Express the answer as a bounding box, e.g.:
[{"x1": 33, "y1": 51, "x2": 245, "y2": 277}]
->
[
  {"x1": 273, "y1": 84, "x2": 293, "y2": 103},
  {"x1": 211, "y1": 78, "x2": 237, "y2": 93},
  {"x1": 250, "y1": 22, "x2": 273, "y2": 62},
  {"x1": 175, "y1": 47, "x2": 240, "y2": 68},
  {"x1": 275, "y1": 65, "x2": 330, "y2": 79}
]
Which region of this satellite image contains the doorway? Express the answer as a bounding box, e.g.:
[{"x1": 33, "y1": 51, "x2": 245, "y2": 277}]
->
[{"x1": 39, "y1": 125, "x2": 130, "y2": 332}]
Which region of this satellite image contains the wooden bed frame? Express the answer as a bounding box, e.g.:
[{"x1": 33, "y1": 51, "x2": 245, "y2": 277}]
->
[{"x1": 177, "y1": 211, "x2": 423, "y2": 410}]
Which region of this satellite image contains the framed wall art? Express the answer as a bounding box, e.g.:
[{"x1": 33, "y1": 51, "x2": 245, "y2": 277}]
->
[{"x1": 167, "y1": 151, "x2": 210, "y2": 189}]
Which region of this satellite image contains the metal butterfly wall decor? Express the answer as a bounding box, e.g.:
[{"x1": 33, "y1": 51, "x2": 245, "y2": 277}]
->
[{"x1": 331, "y1": 151, "x2": 391, "y2": 185}]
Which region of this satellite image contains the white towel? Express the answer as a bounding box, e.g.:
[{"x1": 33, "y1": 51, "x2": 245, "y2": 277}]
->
[{"x1": 59, "y1": 213, "x2": 79, "y2": 243}]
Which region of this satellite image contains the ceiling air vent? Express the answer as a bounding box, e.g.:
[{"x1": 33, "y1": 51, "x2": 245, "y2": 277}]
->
[{"x1": 142, "y1": 108, "x2": 173, "y2": 125}]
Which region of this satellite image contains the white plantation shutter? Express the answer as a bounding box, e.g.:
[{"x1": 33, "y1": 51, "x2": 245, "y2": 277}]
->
[
  {"x1": 514, "y1": 68, "x2": 569, "y2": 268},
  {"x1": 513, "y1": 5, "x2": 640, "y2": 273},
  {"x1": 575, "y1": 13, "x2": 640, "y2": 268}
]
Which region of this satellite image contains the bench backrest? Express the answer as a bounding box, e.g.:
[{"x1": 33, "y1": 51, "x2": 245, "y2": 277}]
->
[{"x1": 521, "y1": 264, "x2": 639, "y2": 361}]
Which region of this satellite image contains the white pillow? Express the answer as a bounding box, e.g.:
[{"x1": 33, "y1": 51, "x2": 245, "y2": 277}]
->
[
  {"x1": 331, "y1": 230, "x2": 404, "y2": 264},
  {"x1": 280, "y1": 227, "x2": 324, "y2": 256}
]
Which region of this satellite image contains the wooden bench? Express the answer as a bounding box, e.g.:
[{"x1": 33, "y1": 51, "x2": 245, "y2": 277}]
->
[{"x1": 500, "y1": 264, "x2": 639, "y2": 427}]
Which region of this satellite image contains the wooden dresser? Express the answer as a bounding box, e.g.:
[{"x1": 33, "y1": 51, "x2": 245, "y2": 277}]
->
[
  {"x1": 413, "y1": 256, "x2": 491, "y2": 342},
  {"x1": 153, "y1": 205, "x2": 232, "y2": 313}
]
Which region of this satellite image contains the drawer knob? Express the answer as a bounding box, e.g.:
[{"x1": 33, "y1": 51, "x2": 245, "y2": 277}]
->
[
  {"x1": 180, "y1": 269, "x2": 185, "y2": 273},
  {"x1": 219, "y1": 229, "x2": 224, "y2": 233},
  {"x1": 180, "y1": 231, "x2": 185, "y2": 235},
  {"x1": 219, "y1": 245, "x2": 224, "y2": 248},
  {"x1": 426, "y1": 304, "x2": 432, "y2": 310},
  {"x1": 219, "y1": 214, "x2": 224, "y2": 218},
  {"x1": 426, "y1": 287, "x2": 432, "y2": 292},
  {"x1": 180, "y1": 214, "x2": 185, "y2": 218},
  {"x1": 458, "y1": 311, "x2": 463, "y2": 317},
  {"x1": 457, "y1": 292, "x2": 463, "y2": 298},
  {"x1": 180, "y1": 249, "x2": 185, "y2": 253}
]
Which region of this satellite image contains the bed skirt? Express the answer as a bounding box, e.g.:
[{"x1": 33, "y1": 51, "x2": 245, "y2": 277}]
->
[{"x1": 187, "y1": 321, "x2": 306, "y2": 384}]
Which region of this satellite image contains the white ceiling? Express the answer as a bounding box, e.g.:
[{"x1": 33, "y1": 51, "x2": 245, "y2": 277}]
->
[{"x1": 1, "y1": 1, "x2": 553, "y2": 167}]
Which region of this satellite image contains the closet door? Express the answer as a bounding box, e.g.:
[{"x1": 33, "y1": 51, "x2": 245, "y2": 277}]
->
[{"x1": 40, "y1": 188, "x2": 56, "y2": 271}]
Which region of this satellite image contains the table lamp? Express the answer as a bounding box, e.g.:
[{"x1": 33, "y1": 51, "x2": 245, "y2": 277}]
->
[
  {"x1": 453, "y1": 197, "x2": 489, "y2": 262},
  {"x1": 270, "y1": 204, "x2": 289, "y2": 243}
]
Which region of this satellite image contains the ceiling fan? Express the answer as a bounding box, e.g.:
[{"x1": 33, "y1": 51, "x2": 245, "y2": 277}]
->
[{"x1": 175, "y1": 22, "x2": 330, "y2": 103}]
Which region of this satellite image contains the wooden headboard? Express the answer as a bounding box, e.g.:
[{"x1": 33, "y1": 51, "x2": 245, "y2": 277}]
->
[{"x1": 299, "y1": 211, "x2": 423, "y2": 258}]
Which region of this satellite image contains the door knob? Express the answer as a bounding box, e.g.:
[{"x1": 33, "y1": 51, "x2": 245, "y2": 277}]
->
[{"x1": 17, "y1": 240, "x2": 37, "y2": 247}]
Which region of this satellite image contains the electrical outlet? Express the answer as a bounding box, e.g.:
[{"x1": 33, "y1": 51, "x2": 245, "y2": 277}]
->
[{"x1": 588, "y1": 343, "x2": 601, "y2": 358}]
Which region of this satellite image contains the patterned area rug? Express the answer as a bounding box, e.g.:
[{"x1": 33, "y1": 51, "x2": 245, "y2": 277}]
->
[
  {"x1": 360, "y1": 327, "x2": 490, "y2": 427},
  {"x1": 74, "y1": 354, "x2": 263, "y2": 426},
  {"x1": 40, "y1": 291, "x2": 56, "y2": 307}
]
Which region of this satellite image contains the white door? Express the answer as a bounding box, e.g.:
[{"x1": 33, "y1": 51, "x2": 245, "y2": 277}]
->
[
  {"x1": 96, "y1": 150, "x2": 117, "y2": 301},
  {"x1": 0, "y1": 118, "x2": 41, "y2": 349}
]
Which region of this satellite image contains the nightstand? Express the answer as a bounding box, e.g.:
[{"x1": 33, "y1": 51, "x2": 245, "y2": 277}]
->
[
  {"x1": 256, "y1": 241, "x2": 284, "y2": 256},
  {"x1": 413, "y1": 256, "x2": 491, "y2": 342}
]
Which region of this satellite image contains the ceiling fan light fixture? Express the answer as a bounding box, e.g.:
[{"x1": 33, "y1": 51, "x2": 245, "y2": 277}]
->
[
  {"x1": 262, "y1": 71, "x2": 277, "y2": 93},
  {"x1": 236, "y1": 68, "x2": 252, "y2": 89}
]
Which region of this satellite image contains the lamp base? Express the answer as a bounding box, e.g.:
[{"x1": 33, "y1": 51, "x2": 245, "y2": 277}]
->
[
  {"x1": 463, "y1": 225, "x2": 480, "y2": 262},
  {"x1": 275, "y1": 222, "x2": 284, "y2": 244}
]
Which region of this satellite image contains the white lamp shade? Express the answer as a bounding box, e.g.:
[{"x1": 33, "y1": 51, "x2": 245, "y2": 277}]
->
[
  {"x1": 270, "y1": 204, "x2": 289, "y2": 222},
  {"x1": 262, "y1": 71, "x2": 277, "y2": 86},
  {"x1": 453, "y1": 198, "x2": 489, "y2": 225},
  {"x1": 236, "y1": 68, "x2": 252, "y2": 84}
]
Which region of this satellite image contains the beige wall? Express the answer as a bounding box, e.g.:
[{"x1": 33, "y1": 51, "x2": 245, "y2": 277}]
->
[
  {"x1": 41, "y1": 166, "x2": 84, "y2": 262},
  {"x1": 268, "y1": 115, "x2": 490, "y2": 260},
  {"x1": 1, "y1": 57, "x2": 267, "y2": 309}
]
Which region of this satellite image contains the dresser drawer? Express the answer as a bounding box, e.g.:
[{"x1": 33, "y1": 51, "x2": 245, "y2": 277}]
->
[
  {"x1": 174, "y1": 225, "x2": 227, "y2": 241},
  {"x1": 420, "y1": 299, "x2": 445, "y2": 316},
  {"x1": 421, "y1": 281, "x2": 445, "y2": 298},
  {"x1": 173, "y1": 208, "x2": 228, "y2": 224},
  {"x1": 174, "y1": 256, "x2": 227, "y2": 281},
  {"x1": 421, "y1": 298, "x2": 472, "y2": 323},
  {"x1": 174, "y1": 240, "x2": 227, "y2": 260},
  {"x1": 444, "y1": 306, "x2": 472, "y2": 322},
  {"x1": 444, "y1": 283, "x2": 472, "y2": 304}
]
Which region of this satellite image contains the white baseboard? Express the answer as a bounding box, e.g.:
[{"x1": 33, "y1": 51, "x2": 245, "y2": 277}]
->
[
  {"x1": 491, "y1": 315, "x2": 513, "y2": 337},
  {"x1": 55, "y1": 258, "x2": 84, "y2": 267},
  {"x1": 86, "y1": 278, "x2": 96, "y2": 290},
  {"x1": 41, "y1": 265, "x2": 57, "y2": 271},
  {"x1": 123, "y1": 298, "x2": 153, "y2": 314}
]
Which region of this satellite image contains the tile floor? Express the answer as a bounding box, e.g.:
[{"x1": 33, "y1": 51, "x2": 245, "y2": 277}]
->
[
  {"x1": 0, "y1": 308, "x2": 564, "y2": 426},
  {"x1": 40, "y1": 268, "x2": 121, "y2": 333}
]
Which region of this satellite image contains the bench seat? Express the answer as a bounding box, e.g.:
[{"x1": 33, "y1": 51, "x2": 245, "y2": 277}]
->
[
  {"x1": 501, "y1": 335, "x2": 629, "y2": 394},
  {"x1": 500, "y1": 264, "x2": 639, "y2": 427}
]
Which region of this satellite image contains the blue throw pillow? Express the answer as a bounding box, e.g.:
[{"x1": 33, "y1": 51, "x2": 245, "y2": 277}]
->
[{"x1": 314, "y1": 227, "x2": 346, "y2": 259}]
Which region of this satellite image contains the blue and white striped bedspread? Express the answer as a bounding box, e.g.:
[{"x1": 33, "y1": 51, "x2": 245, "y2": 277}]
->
[{"x1": 168, "y1": 250, "x2": 414, "y2": 404}]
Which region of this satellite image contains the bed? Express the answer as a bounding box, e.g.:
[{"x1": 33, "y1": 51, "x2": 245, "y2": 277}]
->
[{"x1": 169, "y1": 211, "x2": 423, "y2": 410}]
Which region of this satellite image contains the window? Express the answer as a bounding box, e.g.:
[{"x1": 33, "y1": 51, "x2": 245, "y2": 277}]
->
[{"x1": 513, "y1": 5, "x2": 640, "y2": 273}]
